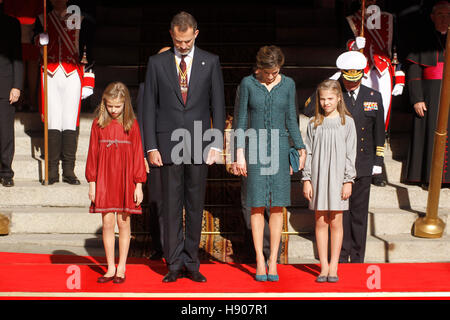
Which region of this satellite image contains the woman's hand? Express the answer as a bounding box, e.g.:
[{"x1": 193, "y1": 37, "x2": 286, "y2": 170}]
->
[
  {"x1": 303, "y1": 180, "x2": 313, "y2": 201},
  {"x1": 341, "y1": 182, "x2": 352, "y2": 200},
  {"x1": 298, "y1": 148, "x2": 306, "y2": 171},
  {"x1": 235, "y1": 148, "x2": 247, "y2": 177},
  {"x1": 134, "y1": 183, "x2": 144, "y2": 206},
  {"x1": 88, "y1": 182, "x2": 96, "y2": 203}
]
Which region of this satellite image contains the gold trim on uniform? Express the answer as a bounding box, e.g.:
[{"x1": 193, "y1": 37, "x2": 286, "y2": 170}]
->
[
  {"x1": 305, "y1": 97, "x2": 311, "y2": 107},
  {"x1": 376, "y1": 146, "x2": 385, "y2": 157}
]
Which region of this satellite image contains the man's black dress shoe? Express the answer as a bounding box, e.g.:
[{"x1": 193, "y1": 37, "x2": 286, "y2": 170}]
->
[
  {"x1": 1, "y1": 177, "x2": 14, "y2": 187},
  {"x1": 162, "y1": 271, "x2": 182, "y2": 283},
  {"x1": 62, "y1": 176, "x2": 81, "y2": 185},
  {"x1": 372, "y1": 176, "x2": 386, "y2": 187},
  {"x1": 185, "y1": 271, "x2": 207, "y2": 283}
]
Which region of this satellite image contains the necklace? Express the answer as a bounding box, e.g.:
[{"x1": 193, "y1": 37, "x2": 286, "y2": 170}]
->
[{"x1": 175, "y1": 56, "x2": 193, "y2": 93}]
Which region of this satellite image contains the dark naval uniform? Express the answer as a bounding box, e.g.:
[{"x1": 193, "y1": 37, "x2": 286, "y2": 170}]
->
[{"x1": 303, "y1": 81, "x2": 385, "y2": 263}]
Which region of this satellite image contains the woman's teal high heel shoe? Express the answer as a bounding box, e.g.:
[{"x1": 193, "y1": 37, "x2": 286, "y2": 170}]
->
[
  {"x1": 255, "y1": 274, "x2": 267, "y2": 281},
  {"x1": 267, "y1": 274, "x2": 279, "y2": 282},
  {"x1": 267, "y1": 261, "x2": 279, "y2": 281}
]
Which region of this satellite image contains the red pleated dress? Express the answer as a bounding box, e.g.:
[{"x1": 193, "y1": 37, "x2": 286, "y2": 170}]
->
[{"x1": 85, "y1": 118, "x2": 147, "y2": 214}]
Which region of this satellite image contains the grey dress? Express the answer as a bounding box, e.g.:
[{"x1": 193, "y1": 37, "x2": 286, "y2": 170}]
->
[{"x1": 302, "y1": 115, "x2": 357, "y2": 211}]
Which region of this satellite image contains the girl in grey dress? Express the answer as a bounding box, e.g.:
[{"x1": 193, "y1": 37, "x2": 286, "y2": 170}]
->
[{"x1": 302, "y1": 80, "x2": 357, "y2": 283}]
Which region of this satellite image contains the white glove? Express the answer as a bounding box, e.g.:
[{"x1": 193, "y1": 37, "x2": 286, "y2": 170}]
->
[
  {"x1": 38, "y1": 33, "x2": 49, "y2": 46},
  {"x1": 392, "y1": 84, "x2": 404, "y2": 96},
  {"x1": 355, "y1": 36, "x2": 366, "y2": 50},
  {"x1": 81, "y1": 87, "x2": 93, "y2": 100},
  {"x1": 372, "y1": 165, "x2": 382, "y2": 175}
]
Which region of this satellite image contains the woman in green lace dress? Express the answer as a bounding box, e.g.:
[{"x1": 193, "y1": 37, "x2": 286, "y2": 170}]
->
[{"x1": 235, "y1": 46, "x2": 306, "y2": 281}]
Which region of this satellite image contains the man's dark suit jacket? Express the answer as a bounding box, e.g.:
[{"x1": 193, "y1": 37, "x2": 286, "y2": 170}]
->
[
  {"x1": 0, "y1": 7, "x2": 23, "y2": 99},
  {"x1": 143, "y1": 47, "x2": 225, "y2": 165}
]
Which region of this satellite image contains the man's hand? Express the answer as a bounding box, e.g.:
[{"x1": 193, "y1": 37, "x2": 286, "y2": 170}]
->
[
  {"x1": 148, "y1": 150, "x2": 163, "y2": 167},
  {"x1": 9, "y1": 88, "x2": 20, "y2": 104},
  {"x1": 414, "y1": 102, "x2": 427, "y2": 117},
  {"x1": 206, "y1": 148, "x2": 220, "y2": 165}
]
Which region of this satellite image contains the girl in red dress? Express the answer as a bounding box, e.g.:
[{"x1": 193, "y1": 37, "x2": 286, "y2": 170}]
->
[{"x1": 86, "y1": 82, "x2": 147, "y2": 284}]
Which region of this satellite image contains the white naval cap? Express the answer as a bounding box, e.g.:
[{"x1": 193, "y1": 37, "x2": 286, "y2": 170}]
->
[
  {"x1": 336, "y1": 51, "x2": 367, "y2": 70},
  {"x1": 336, "y1": 51, "x2": 367, "y2": 81}
]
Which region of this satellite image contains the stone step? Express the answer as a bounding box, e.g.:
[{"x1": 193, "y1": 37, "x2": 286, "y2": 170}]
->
[
  {"x1": 287, "y1": 233, "x2": 450, "y2": 263},
  {"x1": 11, "y1": 155, "x2": 87, "y2": 181},
  {"x1": 0, "y1": 233, "x2": 106, "y2": 249},
  {"x1": 2, "y1": 207, "x2": 103, "y2": 234},
  {"x1": 0, "y1": 233, "x2": 107, "y2": 258},
  {"x1": 370, "y1": 183, "x2": 450, "y2": 210},
  {"x1": 384, "y1": 157, "x2": 405, "y2": 183},
  {"x1": 0, "y1": 180, "x2": 90, "y2": 207},
  {"x1": 14, "y1": 131, "x2": 91, "y2": 158},
  {"x1": 287, "y1": 208, "x2": 450, "y2": 236}
]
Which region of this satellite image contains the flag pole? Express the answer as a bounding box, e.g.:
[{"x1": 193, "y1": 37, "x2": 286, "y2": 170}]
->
[
  {"x1": 43, "y1": 0, "x2": 49, "y2": 185},
  {"x1": 359, "y1": 0, "x2": 365, "y2": 53}
]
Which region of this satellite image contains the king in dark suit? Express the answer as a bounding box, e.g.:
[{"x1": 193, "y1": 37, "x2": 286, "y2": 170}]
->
[{"x1": 142, "y1": 12, "x2": 225, "y2": 283}]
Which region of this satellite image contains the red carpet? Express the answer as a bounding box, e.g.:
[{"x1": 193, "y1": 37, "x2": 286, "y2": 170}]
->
[{"x1": 0, "y1": 252, "x2": 449, "y2": 299}]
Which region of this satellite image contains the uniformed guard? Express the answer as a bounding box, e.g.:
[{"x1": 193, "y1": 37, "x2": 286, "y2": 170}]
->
[
  {"x1": 303, "y1": 51, "x2": 385, "y2": 263},
  {"x1": 34, "y1": 0, "x2": 94, "y2": 185}
]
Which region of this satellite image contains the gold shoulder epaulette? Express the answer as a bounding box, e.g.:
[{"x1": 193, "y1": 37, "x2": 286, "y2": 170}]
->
[{"x1": 305, "y1": 97, "x2": 311, "y2": 107}]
